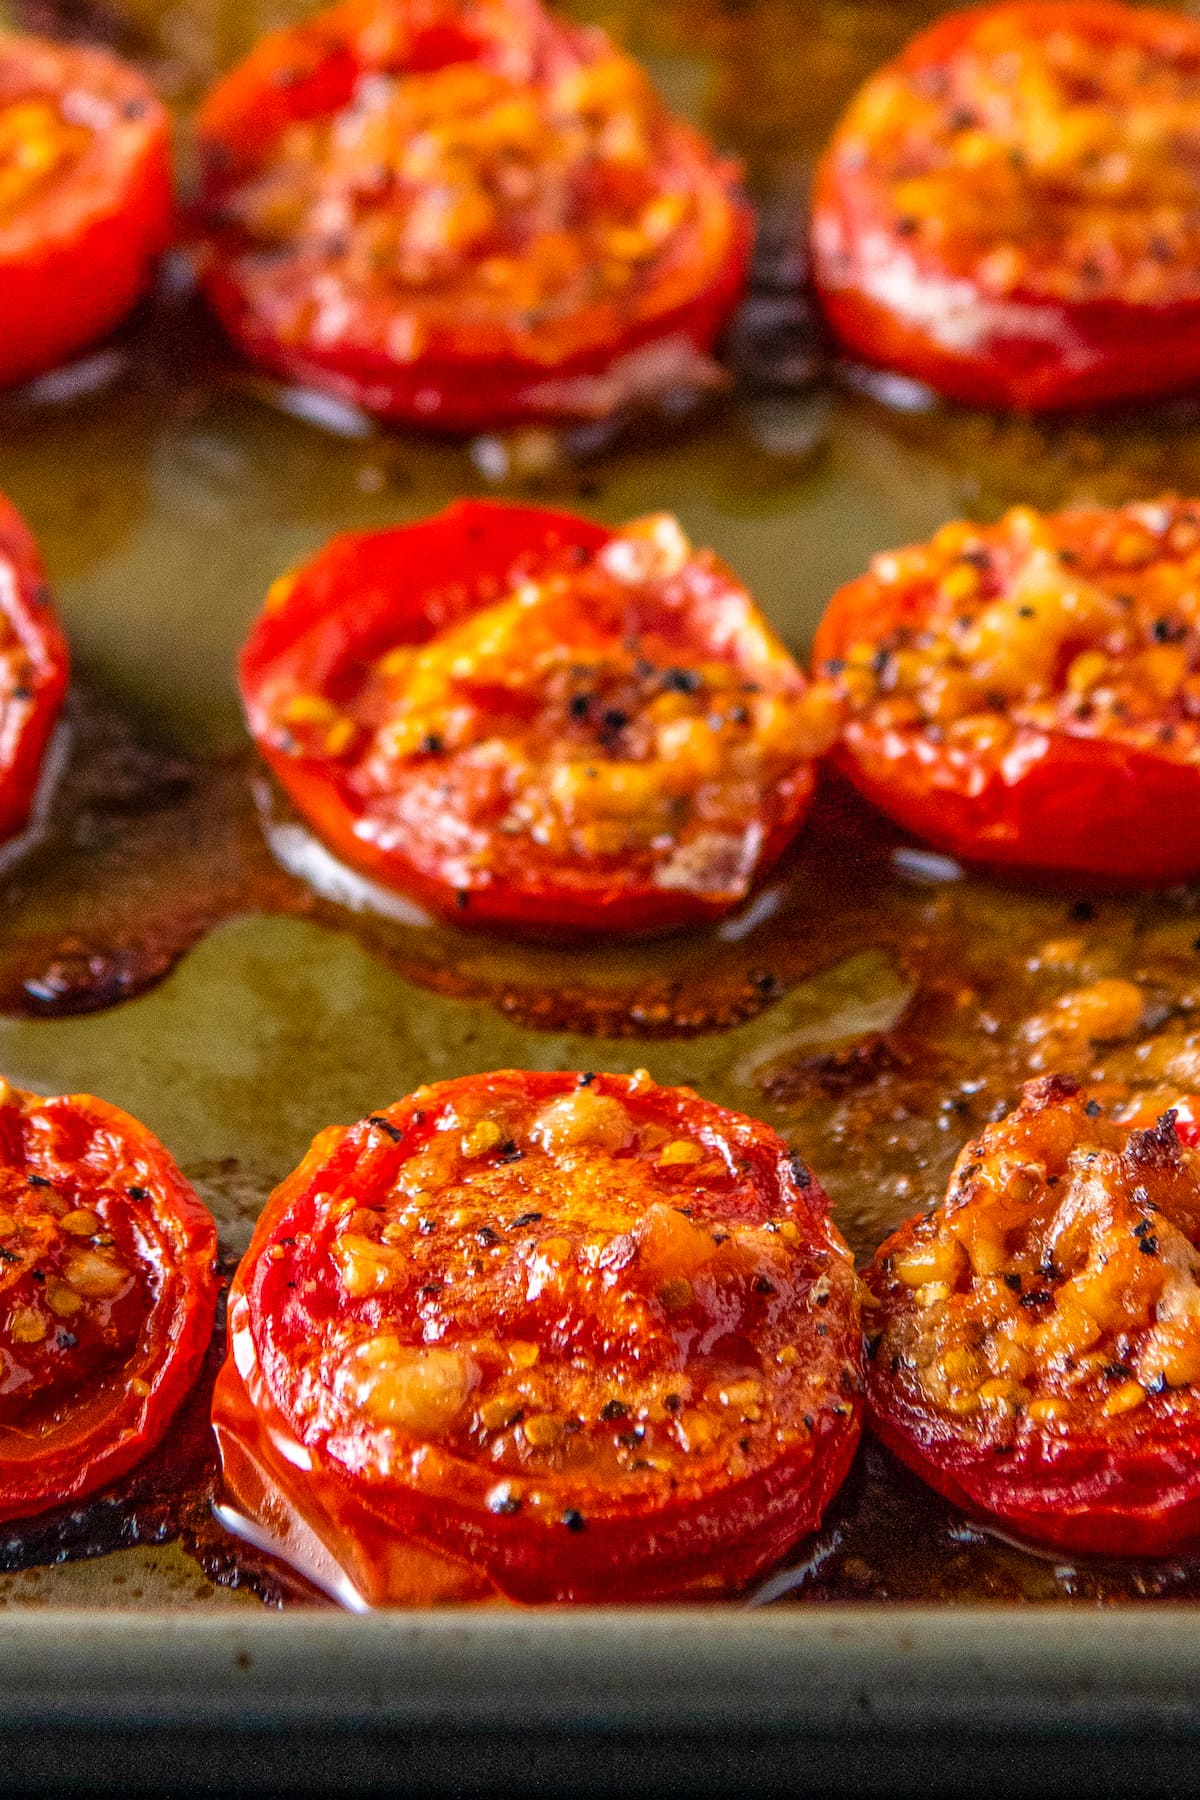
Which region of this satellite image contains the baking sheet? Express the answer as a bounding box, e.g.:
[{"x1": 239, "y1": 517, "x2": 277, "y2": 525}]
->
[{"x1": 1, "y1": 0, "x2": 1200, "y2": 1690}]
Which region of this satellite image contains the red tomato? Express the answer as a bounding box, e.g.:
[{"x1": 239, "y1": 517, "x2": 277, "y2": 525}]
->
[
  {"x1": 195, "y1": 0, "x2": 751, "y2": 430},
  {"x1": 0, "y1": 1077, "x2": 218, "y2": 1522},
  {"x1": 811, "y1": 2, "x2": 1200, "y2": 412},
  {"x1": 0, "y1": 35, "x2": 171, "y2": 389},
  {"x1": 0, "y1": 491, "x2": 68, "y2": 850},
  {"x1": 866, "y1": 1074, "x2": 1200, "y2": 1557},
  {"x1": 812, "y1": 498, "x2": 1200, "y2": 884},
  {"x1": 212, "y1": 1069, "x2": 863, "y2": 1605},
  {"x1": 239, "y1": 499, "x2": 834, "y2": 937}
]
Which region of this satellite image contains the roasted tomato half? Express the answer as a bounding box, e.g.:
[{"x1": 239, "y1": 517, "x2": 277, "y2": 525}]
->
[
  {"x1": 0, "y1": 491, "x2": 68, "y2": 849},
  {"x1": 811, "y1": 1, "x2": 1200, "y2": 412},
  {"x1": 240, "y1": 499, "x2": 835, "y2": 936},
  {"x1": 0, "y1": 34, "x2": 171, "y2": 389},
  {"x1": 0, "y1": 1077, "x2": 218, "y2": 1522},
  {"x1": 866, "y1": 1074, "x2": 1200, "y2": 1557},
  {"x1": 813, "y1": 498, "x2": 1200, "y2": 884},
  {"x1": 212, "y1": 1069, "x2": 863, "y2": 1605},
  {"x1": 195, "y1": 0, "x2": 751, "y2": 429}
]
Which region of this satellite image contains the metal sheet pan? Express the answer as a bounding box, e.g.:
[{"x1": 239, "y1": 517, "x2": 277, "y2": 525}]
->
[
  {"x1": 3, "y1": 0, "x2": 1200, "y2": 1775},
  {"x1": 2, "y1": 1607, "x2": 1200, "y2": 1793}
]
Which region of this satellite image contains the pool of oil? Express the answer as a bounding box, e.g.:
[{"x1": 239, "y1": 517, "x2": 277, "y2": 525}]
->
[{"x1": 5, "y1": 0, "x2": 1200, "y2": 1611}]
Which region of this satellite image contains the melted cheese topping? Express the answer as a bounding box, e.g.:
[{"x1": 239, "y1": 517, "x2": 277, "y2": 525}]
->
[
  {"x1": 270, "y1": 515, "x2": 837, "y2": 898},
  {"x1": 0, "y1": 98, "x2": 89, "y2": 221},
  {"x1": 263, "y1": 1075, "x2": 853, "y2": 1499},
  {"x1": 836, "y1": 10, "x2": 1200, "y2": 305},
  {"x1": 824, "y1": 501, "x2": 1200, "y2": 763},
  {"x1": 873, "y1": 1077, "x2": 1200, "y2": 1434},
  {"x1": 218, "y1": 11, "x2": 735, "y2": 358}
]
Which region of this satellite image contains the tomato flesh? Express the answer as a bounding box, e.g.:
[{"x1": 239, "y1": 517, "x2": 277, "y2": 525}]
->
[
  {"x1": 0, "y1": 35, "x2": 171, "y2": 389},
  {"x1": 866, "y1": 1074, "x2": 1200, "y2": 1557},
  {"x1": 196, "y1": 0, "x2": 751, "y2": 429},
  {"x1": 811, "y1": 1, "x2": 1200, "y2": 411},
  {"x1": 212, "y1": 1069, "x2": 863, "y2": 1605},
  {"x1": 240, "y1": 499, "x2": 834, "y2": 936},
  {"x1": 0, "y1": 1078, "x2": 218, "y2": 1522},
  {"x1": 0, "y1": 490, "x2": 68, "y2": 850},
  {"x1": 813, "y1": 498, "x2": 1200, "y2": 884}
]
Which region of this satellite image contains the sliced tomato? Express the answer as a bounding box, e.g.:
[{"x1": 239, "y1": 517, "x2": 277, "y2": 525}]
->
[
  {"x1": 811, "y1": 1, "x2": 1200, "y2": 412},
  {"x1": 0, "y1": 34, "x2": 171, "y2": 389},
  {"x1": 813, "y1": 498, "x2": 1200, "y2": 884},
  {"x1": 212, "y1": 1069, "x2": 863, "y2": 1605},
  {"x1": 0, "y1": 1077, "x2": 218, "y2": 1522},
  {"x1": 0, "y1": 491, "x2": 68, "y2": 849},
  {"x1": 865, "y1": 1075, "x2": 1200, "y2": 1557},
  {"x1": 239, "y1": 499, "x2": 834, "y2": 937},
  {"x1": 195, "y1": 0, "x2": 751, "y2": 429}
]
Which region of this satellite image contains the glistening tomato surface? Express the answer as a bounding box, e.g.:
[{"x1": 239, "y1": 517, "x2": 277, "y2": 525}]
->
[
  {"x1": 0, "y1": 1077, "x2": 218, "y2": 1522},
  {"x1": 811, "y1": 1, "x2": 1200, "y2": 411},
  {"x1": 813, "y1": 498, "x2": 1200, "y2": 884},
  {"x1": 212, "y1": 1070, "x2": 863, "y2": 1605},
  {"x1": 0, "y1": 490, "x2": 68, "y2": 849},
  {"x1": 240, "y1": 500, "x2": 835, "y2": 936},
  {"x1": 195, "y1": 0, "x2": 751, "y2": 429},
  {"x1": 866, "y1": 1075, "x2": 1200, "y2": 1557},
  {"x1": 0, "y1": 34, "x2": 171, "y2": 389}
]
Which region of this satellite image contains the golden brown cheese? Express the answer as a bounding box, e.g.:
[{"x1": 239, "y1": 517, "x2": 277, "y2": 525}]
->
[
  {"x1": 839, "y1": 13, "x2": 1200, "y2": 306},
  {"x1": 826, "y1": 501, "x2": 1200, "y2": 764}
]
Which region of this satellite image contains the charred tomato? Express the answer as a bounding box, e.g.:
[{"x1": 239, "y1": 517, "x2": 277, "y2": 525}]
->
[
  {"x1": 0, "y1": 490, "x2": 68, "y2": 850},
  {"x1": 867, "y1": 1074, "x2": 1200, "y2": 1557},
  {"x1": 0, "y1": 1077, "x2": 218, "y2": 1522},
  {"x1": 811, "y1": 1, "x2": 1200, "y2": 411},
  {"x1": 0, "y1": 34, "x2": 171, "y2": 389},
  {"x1": 239, "y1": 499, "x2": 835, "y2": 936},
  {"x1": 195, "y1": 0, "x2": 751, "y2": 429},
  {"x1": 813, "y1": 498, "x2": 1200, "y2": 884},
  {"x1": 213, "y1": 1069, "x2": 863, "y2": 1605}
]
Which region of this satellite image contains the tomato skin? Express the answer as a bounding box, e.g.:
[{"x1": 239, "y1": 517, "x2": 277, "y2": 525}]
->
[
  {"x1": 811, "y1": 2, "x2": 1200, "y2": 412},
  {"x1": 866, "y1": 1386, "x2": 1200, "y2": 1559},
  {"x1": 213, "y1": 1312, "x2": 496, "y2": 1606},
  {"x1": 240, "y1": 499, "x2": 823, "y2": 938},
  {"x1": 810, "y1": 250, "x2": 1200, "y2": 415},
  {"x1": 823, "y1": 712, "x2": 1200, "y2": 885},
  {"x1": 196, "y1": 0, "x2": 751, "y2": 430},
  {"x1": 0, "y1": 491, "x2": 68, "y2": 849},
  {"x1": 0, "y1": 1080, "x2": 218, "y2": 1523},
  {"x1": 866, "y1": 1076, "x2": 1200, "y2": 1558},
  {"x1": 214, "y1": 1070, "x2": 863, "y2": 1606},
  {"x1": 0, "y1": 36, "x2": 171, "y2": 390},
  {"x1": 196, "y1": 233, "x2": 751, "y2": 432},
  {"x1": 812, "y1": 500, "x2": 1200, "y2": 885}
]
